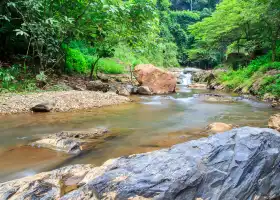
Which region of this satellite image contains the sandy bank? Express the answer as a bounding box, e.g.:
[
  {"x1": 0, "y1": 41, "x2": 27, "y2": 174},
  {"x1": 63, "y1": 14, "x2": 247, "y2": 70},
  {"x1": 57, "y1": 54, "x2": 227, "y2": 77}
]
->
[{"x1": 0, "y1": 91, "x2": 130, "y2": 114}]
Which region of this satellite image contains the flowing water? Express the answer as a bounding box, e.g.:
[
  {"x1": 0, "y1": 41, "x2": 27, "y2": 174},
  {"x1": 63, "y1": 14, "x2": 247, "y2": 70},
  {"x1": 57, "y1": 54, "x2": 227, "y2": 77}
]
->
[
  {"x1": 180, "y1": 72, "x2": 192, "y2": 86},
  {"x1": 0, "y1": 86, "x2": 277, "y2": 182}
]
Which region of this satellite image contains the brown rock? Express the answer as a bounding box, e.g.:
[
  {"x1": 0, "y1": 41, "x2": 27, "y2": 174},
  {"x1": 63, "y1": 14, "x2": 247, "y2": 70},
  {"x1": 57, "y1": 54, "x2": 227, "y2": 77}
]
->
[
  {"x1": 268, "y1": 114, "x2": 280, "y2": 131},
  {"x1": 206, "y1": 122, "x2": 235, "y2": 133},
  {"x1": 133, "y1": 64, "x2": 176, "y2": 94},
  {"x1": 116, "y1": 86, "x2": 130, "y2": 96},
  {"x1": 86, "y1": 80, "x2": 109, "y2": 92}
]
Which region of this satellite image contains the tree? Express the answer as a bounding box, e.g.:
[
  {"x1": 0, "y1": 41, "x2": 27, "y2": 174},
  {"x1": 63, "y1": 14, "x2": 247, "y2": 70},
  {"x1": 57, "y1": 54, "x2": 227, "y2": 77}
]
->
[
  {"x1": 79, "y1": 0, "x2": 159, "y2": 80},
  {"x1": 189, "y1": 0, "x2": 280, "y2": 62}
]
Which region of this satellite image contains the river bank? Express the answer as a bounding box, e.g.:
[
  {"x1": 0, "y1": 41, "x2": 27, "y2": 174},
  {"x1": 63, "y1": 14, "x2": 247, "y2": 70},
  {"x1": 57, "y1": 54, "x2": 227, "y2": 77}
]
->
[
  {"x1": 0, "y1": 64, "x2": 180, "y2": 115},
  {"x1": 0, "y1": 91, "x2": 130, "y2": 115},
  {"x1": 191, "y1": 69, "x2": 280, "y2": 108}
]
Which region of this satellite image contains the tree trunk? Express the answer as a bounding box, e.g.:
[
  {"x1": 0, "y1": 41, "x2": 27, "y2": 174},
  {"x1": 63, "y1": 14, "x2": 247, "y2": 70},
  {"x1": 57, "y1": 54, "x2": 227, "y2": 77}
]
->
[
  {"x1": 272, "y1": 38, "x2": 277, "y2": 62},
  {"x1": 89, "y1": 57, "x2": 100, "y2": 80}
]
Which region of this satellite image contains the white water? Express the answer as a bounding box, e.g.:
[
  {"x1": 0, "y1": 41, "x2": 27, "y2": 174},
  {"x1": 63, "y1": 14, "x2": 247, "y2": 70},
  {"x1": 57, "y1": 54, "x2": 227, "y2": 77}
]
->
[{"x1": 180, "y1": 72, "x2": 192, "y2": 86}]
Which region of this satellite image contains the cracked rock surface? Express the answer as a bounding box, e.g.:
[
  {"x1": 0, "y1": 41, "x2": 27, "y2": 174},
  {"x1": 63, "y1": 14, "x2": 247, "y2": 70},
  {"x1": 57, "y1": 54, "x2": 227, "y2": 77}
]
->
[{"x1": 1, "y1": 127, "x2": 280, "y2": 200}]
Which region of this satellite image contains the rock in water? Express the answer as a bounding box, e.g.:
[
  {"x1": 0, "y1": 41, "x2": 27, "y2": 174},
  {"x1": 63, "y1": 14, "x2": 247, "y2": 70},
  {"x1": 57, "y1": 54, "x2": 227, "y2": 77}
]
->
[
  {"x1": 2, "y1": 127, "x2": 280, "y2": 200},
  {"x1": 206, "y1": 122, "x2": 235, "y2": 133},
  {"x1": 269, "y1": 114, "x2": 280, "y2": 131},
  {"x1": 31, "y1": 128, "x2": 109, "y2": 154},
  {"x1": 134, "y1": 64, "x2": 177, "y2": 94}
]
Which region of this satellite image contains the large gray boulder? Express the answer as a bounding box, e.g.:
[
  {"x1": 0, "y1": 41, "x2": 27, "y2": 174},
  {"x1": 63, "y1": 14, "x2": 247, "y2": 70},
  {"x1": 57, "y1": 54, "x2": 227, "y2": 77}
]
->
[{"x1": 1, "y1": 127, "x2": 280, "y2": 200}]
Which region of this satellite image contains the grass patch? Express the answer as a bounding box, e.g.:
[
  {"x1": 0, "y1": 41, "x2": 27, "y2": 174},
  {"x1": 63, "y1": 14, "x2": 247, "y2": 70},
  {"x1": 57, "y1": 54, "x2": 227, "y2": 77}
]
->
[{"x1": 97, "y1": 58, "x2": 125, "y2": 74}]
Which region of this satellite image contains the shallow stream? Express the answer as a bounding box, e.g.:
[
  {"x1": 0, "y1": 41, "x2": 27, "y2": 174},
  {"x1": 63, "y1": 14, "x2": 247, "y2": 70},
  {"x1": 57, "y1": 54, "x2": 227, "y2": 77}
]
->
[{"x1": 0, "y1": 85, "x2": 277, "y2": 182}]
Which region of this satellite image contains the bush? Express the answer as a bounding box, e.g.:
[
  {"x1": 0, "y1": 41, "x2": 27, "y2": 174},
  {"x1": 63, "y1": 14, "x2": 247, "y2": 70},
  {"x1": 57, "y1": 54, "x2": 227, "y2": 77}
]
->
[{"x1": 65, "y1": 48, "x2": 91, "y2": 73}]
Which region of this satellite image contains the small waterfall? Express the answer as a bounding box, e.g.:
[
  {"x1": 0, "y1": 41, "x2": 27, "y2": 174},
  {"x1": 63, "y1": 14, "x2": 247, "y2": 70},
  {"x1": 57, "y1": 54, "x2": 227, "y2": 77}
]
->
[{"x1": 180, "y1": 72, "x2": 192, "y2": 86}]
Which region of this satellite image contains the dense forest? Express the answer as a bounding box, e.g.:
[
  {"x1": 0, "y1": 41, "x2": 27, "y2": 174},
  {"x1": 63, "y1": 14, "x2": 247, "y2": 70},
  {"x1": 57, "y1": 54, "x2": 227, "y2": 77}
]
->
[{"x1": 0, "y1": 0, "x2": 279, "y2": 98}]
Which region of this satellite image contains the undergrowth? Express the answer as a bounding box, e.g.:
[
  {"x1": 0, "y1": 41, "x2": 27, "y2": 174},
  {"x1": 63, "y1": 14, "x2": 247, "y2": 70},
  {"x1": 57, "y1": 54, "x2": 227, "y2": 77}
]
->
[{"x1": 216, "y1": 47, "x2": 280, "y2": 98}]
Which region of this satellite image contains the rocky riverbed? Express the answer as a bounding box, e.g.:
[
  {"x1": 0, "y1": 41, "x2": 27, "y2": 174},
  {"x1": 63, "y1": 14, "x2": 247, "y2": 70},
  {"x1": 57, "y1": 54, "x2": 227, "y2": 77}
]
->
[
  {"x1": 1, "y1": 127, "x2": 280, "y2": 200},
  {"x1": 0, "y1": 91, "x2": 130, "y2": 114}
]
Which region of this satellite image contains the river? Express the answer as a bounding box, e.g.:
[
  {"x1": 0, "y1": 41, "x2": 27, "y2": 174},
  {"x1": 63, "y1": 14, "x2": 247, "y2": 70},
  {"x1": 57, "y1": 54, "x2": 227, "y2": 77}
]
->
[{"x1": 0, "y1": 85, "x2": 277, "y2": 182}]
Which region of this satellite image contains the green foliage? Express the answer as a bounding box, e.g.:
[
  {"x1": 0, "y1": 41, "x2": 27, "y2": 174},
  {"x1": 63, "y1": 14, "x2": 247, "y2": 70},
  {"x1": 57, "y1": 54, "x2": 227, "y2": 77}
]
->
[
  {"x1": 97, "y1": 59, "x2": 125, "y2": 74},
  {"x1": 0, "y1": 64, "x2": 39, "y2": 93},
  {"x1": 259, "y1": 62, "x2": 280, "y2": 73},
  {"x1": 217, "y1": 48, "x2": 280, "y2": 97},
  {"x1": 189, "y1": 0, "x2": 280, "y2": 63},
  {"x1": 113, "y1": 43, "x2": 179, "y2": 68},
  {"x1": 65, "y1": 48, "x2": 90, "y2": 74},
  {"x1": 170, "y1": 0, "x2": 220, "y2": 11},
  {"x1": 259, "y1": 75, "x2": 280, "y2": 96}
]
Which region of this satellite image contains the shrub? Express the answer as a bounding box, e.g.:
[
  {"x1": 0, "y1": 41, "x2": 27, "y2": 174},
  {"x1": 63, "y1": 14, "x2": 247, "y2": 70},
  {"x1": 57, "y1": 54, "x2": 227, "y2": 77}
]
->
[
  {"x1": 0, "y1": 64, "x2": 41, "y2": 93},
  {"x1": 259, "y1": 75, "x2": 280, "y2": 96},
  {"x1": 65, "y1": 48, "x2": 91, "y2": 73}
]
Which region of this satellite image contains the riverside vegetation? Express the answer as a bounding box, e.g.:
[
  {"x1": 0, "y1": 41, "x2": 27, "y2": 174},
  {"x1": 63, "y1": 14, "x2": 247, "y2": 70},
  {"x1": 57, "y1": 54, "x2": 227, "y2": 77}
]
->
[{"x1": 0, "y1": 0, "x2": 279, "y2": 101}]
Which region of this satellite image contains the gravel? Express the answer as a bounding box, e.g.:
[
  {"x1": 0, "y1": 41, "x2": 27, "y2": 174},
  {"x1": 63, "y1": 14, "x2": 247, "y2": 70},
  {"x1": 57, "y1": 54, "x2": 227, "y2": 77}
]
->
[{"x1": 0, "y1": 91, "x2": 130, "y2": 114}]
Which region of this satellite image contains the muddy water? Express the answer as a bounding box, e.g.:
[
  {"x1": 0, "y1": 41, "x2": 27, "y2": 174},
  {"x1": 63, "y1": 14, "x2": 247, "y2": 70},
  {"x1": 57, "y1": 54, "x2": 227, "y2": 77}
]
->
[{"x1": 0, "y1": 86, "x2": 277, "y2": 182}]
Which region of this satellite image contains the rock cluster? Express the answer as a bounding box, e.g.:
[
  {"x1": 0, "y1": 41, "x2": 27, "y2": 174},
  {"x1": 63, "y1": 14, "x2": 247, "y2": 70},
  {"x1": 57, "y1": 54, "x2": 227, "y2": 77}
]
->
[{"x1": 1, "y1": 127, "x2": 280, "y2": 200}]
